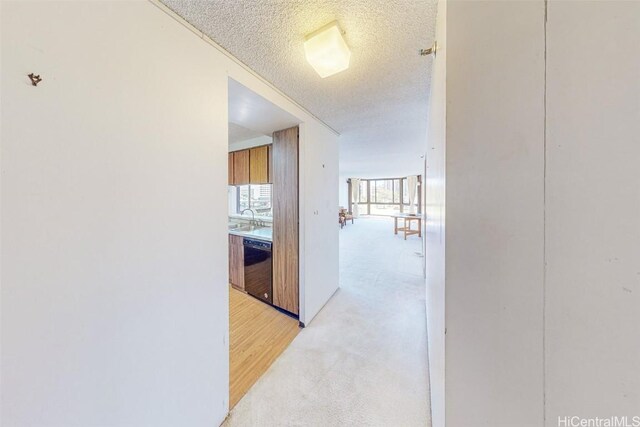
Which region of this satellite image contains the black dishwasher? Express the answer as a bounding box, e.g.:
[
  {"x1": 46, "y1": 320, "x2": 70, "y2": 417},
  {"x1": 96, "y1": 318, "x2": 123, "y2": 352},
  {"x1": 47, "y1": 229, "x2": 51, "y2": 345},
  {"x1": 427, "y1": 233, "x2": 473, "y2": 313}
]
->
[{"x1": 243, "y1": 238, "x2": 273, "y2": 304}]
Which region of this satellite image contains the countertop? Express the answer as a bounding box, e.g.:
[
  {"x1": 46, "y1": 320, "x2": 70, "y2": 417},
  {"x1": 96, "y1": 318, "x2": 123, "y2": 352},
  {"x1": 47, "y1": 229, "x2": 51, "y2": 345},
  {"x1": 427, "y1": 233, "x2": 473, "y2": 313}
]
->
[{"x1": 228, "y1": 226, "x2": 272, "y2": 242}]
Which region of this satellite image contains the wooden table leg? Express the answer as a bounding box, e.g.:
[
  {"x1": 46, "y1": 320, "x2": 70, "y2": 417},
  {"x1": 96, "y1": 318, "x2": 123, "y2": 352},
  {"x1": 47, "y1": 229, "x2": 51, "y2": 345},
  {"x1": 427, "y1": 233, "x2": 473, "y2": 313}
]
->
[
  {"x1": 404, "y1": 218, "x2": 408, "y2": 240},
  {"x1": 394, "y1": 217, "x2": 398, "y2": 235},
  {"x1": 419, "y1": 218, "x2": 422, "y2": 237}
]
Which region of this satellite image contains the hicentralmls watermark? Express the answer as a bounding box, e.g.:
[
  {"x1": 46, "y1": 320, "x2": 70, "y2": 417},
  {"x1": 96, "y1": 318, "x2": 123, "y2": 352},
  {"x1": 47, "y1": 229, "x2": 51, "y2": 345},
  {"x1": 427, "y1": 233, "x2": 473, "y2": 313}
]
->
[{"x1": 558, "y1": 416, "x2": 640, "y2": 427}]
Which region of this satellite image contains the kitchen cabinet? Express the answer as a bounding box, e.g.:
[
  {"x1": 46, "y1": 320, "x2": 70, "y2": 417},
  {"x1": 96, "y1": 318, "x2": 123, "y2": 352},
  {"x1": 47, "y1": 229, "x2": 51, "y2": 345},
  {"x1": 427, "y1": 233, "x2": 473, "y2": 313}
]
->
[
  {"x1": 232, "y1": 149, "x2": 250, "y2": 185},
  {"x1": 272, "y1": 126, "x2": 299, "y2": 315},
  {"x1": 229, "y1": 145, "x2": 272, "y2": 185},
  {"x1": 229, "y1": 234, "x2": 245, "y2": 290},
  {"x1": 249, "y1": 146, "x2": 269, "y2": 184},
  {"x1": 268, "y1": 145, "x2": 273, "y2": 184}
]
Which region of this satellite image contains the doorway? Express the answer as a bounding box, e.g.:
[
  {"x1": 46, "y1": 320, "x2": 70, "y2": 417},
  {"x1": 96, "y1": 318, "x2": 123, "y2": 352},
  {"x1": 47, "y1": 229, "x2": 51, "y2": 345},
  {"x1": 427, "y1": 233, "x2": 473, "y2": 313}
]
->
[{"x1": 226, "y1": 79, "x2": 301, "y2": 408}]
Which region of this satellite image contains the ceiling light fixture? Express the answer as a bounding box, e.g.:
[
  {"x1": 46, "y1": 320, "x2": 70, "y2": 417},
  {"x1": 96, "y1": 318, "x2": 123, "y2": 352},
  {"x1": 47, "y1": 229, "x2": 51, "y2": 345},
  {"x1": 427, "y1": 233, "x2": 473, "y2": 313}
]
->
[{"x1": 304, "y1": 21, "x2": 351, "y2": 78}]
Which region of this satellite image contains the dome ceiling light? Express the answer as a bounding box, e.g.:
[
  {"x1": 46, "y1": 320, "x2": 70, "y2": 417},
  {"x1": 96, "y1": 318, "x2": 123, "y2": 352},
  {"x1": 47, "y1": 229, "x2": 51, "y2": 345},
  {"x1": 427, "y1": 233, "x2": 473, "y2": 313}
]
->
[{"x1": 304, "y1": 21, "x2": 351, "y2": 78}]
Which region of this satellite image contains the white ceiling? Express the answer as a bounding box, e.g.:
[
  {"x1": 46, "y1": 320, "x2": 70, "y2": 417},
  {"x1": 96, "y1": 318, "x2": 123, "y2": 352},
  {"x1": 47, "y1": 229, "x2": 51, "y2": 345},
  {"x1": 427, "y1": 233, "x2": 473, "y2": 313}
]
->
[
  {"x1": 162, "y1": 0, "x2": 438, "y2": 178},
  {"x1": 228, "y1": 122, "x2": 264, "y2": 144},
  {"x1": 228, "y1": 78, "x2": 300, "y2": 142}
]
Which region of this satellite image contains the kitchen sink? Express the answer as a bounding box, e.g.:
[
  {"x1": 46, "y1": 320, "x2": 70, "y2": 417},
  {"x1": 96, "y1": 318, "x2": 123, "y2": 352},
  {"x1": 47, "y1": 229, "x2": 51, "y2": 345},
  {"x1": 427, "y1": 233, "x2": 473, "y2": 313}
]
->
[
  {"x1": 228, "y1": 223, "x2": 263, "y2": 232},
  {"x1": 236, "y1": 225, "x2": 262, "y2": 232}
]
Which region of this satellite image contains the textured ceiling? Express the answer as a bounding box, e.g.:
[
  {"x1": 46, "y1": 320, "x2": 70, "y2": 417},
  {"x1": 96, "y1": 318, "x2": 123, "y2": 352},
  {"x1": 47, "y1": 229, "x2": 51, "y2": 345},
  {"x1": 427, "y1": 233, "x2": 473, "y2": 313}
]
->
[{"x1": 162, "y1": 0, "x2": 437, "y2": 178}]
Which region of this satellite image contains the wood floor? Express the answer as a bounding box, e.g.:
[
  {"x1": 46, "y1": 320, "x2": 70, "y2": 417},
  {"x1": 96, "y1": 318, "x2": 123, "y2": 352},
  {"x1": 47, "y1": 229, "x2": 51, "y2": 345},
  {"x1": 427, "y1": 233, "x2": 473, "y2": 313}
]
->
[{"x1": 229, "y1": 286, "x2": 300, "y2": 408}]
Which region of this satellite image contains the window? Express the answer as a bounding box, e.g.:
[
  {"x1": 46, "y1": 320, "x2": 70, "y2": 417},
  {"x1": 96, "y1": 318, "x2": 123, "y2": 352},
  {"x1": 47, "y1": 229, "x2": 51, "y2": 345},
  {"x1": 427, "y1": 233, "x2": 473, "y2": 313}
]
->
[
  {"x1": 229, "y1": 184, "x2": 273, "y2": 217},
  {"x1": 358, "y1": 180, "x2": 368, "y2": 203},
  {"x1": 371, "y1": 180, "x2": 393, "y2": 204},
  {"x1": 350, "y1": 177, "x2": 421, "y2": 216},
  {"x1": 402, "y1": 179, "x2": 409, "y2": 205},
  {"x1": 393, "y1": 179, "x2": 401, "y2": 204}
]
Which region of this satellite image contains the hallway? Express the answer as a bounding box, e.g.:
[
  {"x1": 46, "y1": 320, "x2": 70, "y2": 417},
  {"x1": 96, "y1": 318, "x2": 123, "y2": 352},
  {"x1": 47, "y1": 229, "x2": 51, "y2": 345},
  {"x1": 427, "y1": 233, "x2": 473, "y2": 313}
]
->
[{"x1": 224, "y1": 217, "x2": 430, "y2": 426}]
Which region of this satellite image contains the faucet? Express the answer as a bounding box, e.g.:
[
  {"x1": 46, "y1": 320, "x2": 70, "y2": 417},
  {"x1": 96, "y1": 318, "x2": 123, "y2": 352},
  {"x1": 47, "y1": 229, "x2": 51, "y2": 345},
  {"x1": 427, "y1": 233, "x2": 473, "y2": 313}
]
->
[{"x1": 240, "y1": 208, "x2": 257, "y2": 226}]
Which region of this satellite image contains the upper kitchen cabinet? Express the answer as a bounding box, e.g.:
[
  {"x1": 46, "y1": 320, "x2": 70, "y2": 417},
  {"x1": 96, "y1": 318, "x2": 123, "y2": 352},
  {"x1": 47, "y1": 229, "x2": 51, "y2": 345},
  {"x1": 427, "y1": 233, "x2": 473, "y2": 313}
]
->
[
  {"x1": 249, "y1": 146, "x2": 269, "y2": 184},
  {"x1": 228, "y1": 145, "x2": 272, "y2": 185},
  {"x1": 268, "y1": 144, "x2": 273, "y2": 184},
  {"x1": 232, "y1": 149, "x2": 250, "y2": 185}
]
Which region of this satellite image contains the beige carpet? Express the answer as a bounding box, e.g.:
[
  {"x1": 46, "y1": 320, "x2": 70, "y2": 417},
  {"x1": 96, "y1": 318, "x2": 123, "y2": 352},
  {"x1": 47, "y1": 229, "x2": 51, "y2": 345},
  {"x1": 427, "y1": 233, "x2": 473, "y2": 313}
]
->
[{"x1": 224, "y1": 216, "x2": 430, "y2": 427}]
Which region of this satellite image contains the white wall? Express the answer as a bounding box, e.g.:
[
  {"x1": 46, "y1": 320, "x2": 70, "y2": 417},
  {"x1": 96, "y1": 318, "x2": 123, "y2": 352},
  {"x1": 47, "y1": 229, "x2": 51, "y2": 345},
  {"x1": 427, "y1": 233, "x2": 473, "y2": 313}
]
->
[
  {"x1": 545, "y1": 1, "x2": 640, "y2": 422},
  {"x1": 424, "y1": 1, "x2": 446, "y2": 426},
  {"x1": 299, "y1": 121, "x2": 340, "y2": 325},
  {"x1": 228, "y1": 135, "x2": 272, "y2": 152},
  {"x1": 1, "y1": 2, "x2": 229, "y2": 425},
  {"x1": 445, "y1": 1, "x2": 546, "y2": 425},
  {"x1": 1, "y1": 1, "x2": 339, "y2": 425},
  {"x1": 442, "y1": 1, "x2": 640, "y2": 425}
]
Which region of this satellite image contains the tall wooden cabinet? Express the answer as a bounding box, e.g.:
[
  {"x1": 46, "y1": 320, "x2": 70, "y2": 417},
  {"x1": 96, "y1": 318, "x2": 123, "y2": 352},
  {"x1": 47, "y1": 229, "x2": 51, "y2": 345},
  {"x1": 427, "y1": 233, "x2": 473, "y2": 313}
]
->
[{"x1": 272, "y1": 127, "x2": 299, "y2": 315}]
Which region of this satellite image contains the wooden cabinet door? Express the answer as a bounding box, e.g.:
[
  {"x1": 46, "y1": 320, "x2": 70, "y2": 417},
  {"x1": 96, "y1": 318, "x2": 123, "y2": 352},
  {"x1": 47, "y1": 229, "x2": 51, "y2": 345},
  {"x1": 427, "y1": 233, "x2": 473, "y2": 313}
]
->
[
  {"x1": 272, "y1": 127, "x2": 299, "y2": 315},
  {"x1": 228, "y1": 152, "x2": 234, "y2": 185},
  {"x1": 229, "y1": 235, "x2": 244, "y2": 290},
  {"x1": 233, "y1": 149, "x2": 250, "y2": 185},
  {"x1": 268, "y1": 145, "x2": 273, "y2": 184},
  {"x1": 249, "y1": 146, "x2": 269, "y2": 184}
]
